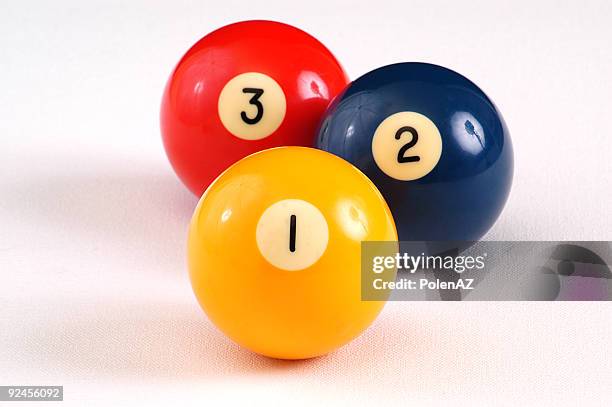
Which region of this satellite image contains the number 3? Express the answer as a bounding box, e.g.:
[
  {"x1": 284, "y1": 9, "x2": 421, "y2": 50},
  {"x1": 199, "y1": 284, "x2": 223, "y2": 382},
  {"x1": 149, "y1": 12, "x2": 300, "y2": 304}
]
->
[
  {"x1": 395, "y1": 126, "x2": 420, "y2": 163},
  {"x1": 241, "y1": 87, "x2": 264, "y2": 125}
]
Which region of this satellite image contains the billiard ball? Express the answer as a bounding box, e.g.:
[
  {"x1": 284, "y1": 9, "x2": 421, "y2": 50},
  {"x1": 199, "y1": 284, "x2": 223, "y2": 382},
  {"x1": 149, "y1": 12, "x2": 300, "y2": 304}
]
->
[
  {"x1": 161, "y1": 20, "x2": 349, "y2": 196},
  {"x1": 316, "y1": 63, "x2": 513, "y2": 242},
  {"x1": 188, "y1": 147, "x2": 397, "y2": 359}
]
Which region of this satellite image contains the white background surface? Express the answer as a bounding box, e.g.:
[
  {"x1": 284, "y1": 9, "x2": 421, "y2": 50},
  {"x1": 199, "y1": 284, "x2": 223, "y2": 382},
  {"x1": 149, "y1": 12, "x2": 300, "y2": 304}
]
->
[{"x1": 1, "y1": 0, "x2": 611, "y2": 405}]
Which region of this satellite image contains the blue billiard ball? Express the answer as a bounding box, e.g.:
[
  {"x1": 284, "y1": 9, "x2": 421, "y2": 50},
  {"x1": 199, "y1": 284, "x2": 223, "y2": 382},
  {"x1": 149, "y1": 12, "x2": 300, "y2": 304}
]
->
[{"x1": 316, "y1": 63, "x2": 513, "y2": 242}]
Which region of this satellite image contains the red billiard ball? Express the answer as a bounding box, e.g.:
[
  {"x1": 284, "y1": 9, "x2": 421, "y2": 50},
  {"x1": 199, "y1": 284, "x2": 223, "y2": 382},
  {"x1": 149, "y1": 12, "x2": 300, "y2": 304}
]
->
[{"x1": 161, "y1": 20, "x2": 349, "y2": 196}]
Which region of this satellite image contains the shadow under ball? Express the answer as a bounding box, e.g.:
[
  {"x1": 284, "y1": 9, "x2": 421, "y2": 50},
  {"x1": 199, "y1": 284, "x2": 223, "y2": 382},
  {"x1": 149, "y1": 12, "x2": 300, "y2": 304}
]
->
[{"x1": 316, "y1": 62, "x2": 514, "y2": 242}]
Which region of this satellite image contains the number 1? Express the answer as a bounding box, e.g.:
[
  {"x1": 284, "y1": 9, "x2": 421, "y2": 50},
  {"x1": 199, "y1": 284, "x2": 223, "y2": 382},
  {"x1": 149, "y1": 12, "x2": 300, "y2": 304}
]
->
[{"x1": 289, "y1": 214, "x2": 296, "y2": 253}]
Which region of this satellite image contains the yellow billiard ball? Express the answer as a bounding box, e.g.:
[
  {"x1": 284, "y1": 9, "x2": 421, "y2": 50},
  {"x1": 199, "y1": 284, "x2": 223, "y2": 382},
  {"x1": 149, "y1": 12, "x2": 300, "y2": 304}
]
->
[{"x1": 188, "y1": 147, "x2": 397, "y2": 359}]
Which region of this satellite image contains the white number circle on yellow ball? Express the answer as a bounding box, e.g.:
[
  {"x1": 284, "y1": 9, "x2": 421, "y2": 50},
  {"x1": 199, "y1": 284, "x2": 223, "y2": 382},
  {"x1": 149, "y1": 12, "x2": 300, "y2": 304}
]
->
[
  {"x1": 256, "y1": 199, "x2": 329, "y2": 271},
  {"x1": 218, "y1": 72, "x2": 287, "y2": 140},
  {"x1": 371, "y1": 111, "x2": 443, "y2": 181}
]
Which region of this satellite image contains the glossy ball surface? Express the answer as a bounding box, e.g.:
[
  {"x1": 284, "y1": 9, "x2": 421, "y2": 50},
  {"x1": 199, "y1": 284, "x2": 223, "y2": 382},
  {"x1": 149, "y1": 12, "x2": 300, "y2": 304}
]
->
[
  {"x1": 316, "y1": 63, "x2": 513, "y2": 242},
  {"x1": 188, "y1": 147, "x2": 397, "y2": 359},
  {"x1": 161, "y1": 20, "x2": 349, "y2": 196}
]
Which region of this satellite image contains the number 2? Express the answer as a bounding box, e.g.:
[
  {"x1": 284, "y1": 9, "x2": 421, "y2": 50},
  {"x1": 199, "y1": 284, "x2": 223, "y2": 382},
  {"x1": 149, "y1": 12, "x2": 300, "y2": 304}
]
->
[
  {"x1": 395, "y1": 126, "x2": 420, "y2": 163},
  {"x1": 241, "y1": 87, "x2": 264, "y2": 125}
]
